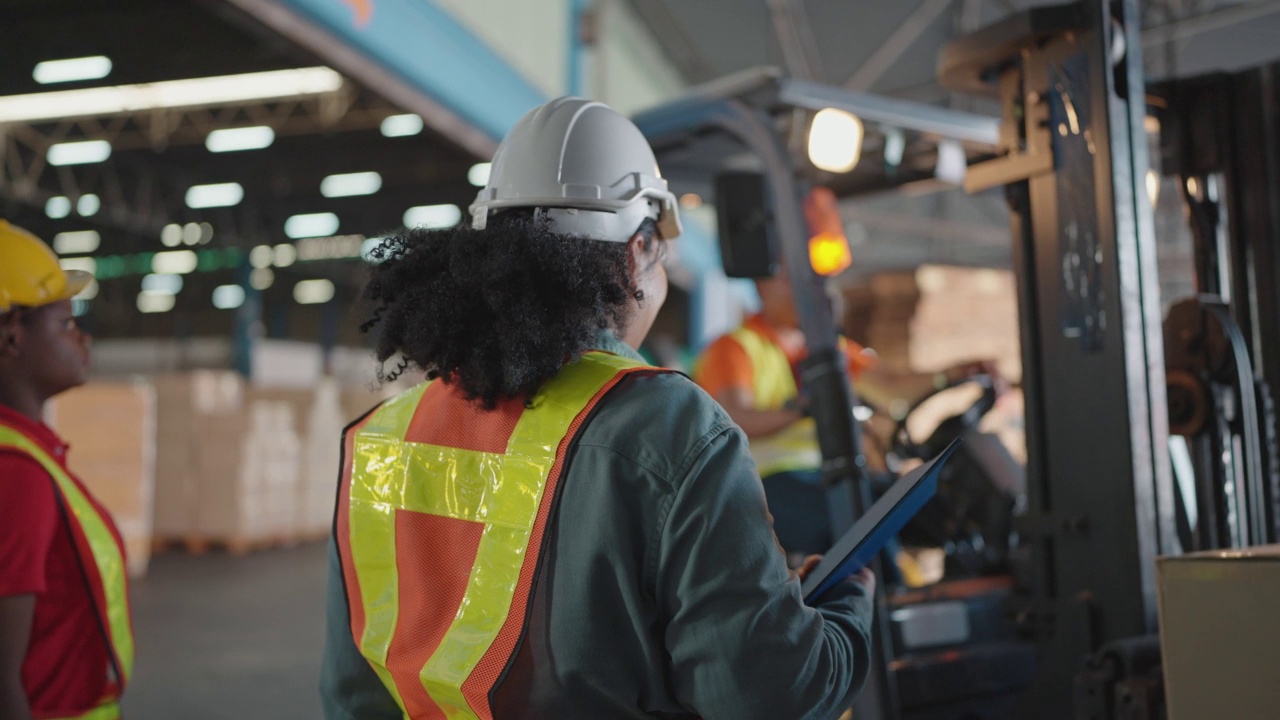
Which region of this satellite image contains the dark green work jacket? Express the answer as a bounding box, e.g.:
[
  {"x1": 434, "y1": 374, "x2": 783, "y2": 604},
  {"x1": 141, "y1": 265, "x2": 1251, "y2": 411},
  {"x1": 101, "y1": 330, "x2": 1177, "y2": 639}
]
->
[{"x1": 320, "y1": 333, "x2": 873, "y2": 719}]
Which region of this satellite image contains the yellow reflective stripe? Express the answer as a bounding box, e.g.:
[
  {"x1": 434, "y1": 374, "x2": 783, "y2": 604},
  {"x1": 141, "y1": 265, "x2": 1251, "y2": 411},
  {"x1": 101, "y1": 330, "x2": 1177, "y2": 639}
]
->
[
  {"x1": 48, "y1": 700, "x2": 120, "y2": 720},
  {"x1": 0, "y1": 428, "x2": 134, "y2": 685},
  {"x1": 346, "y1": 383, "x2": 428, "y2": 711},
  {"x1": 730, "y1": 326, "x2": 798, "y2": 409},
  {"x1": 729, "y1": 328, "x2": 822, "y2": 476},
  {"x1": 345, "y1": 352, "x2": 645, "y2": 718},
  {"x1": 419, "y1": 353, "x2": 633, "y2": 715}
]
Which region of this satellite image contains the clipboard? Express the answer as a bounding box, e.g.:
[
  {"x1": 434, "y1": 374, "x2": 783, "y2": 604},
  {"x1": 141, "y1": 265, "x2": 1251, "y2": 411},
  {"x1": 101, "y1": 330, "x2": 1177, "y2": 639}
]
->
[{"x1": 801, "y1": 438, "x2": 962, "y2": 604}]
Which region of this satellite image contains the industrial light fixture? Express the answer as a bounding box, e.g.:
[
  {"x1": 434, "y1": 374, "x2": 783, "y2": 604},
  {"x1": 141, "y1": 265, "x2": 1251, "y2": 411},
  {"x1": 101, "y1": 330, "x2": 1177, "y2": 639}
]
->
[
  {"x1": 53, "y1": 230, "x2": 100, "y2": 255},
  {"x1": 250, "y1": 268, "x2": 275, "y2": 290},
  {"x1": 137, "y1": 292, "x2": 176, "y2": 314},
  {"x1": 807, "y1": 108, "x2": 864, "y2": 173},
  {"x1": 285, "y1": 212, "x2": 340, "y2": 239},
  {"x1": 206, "y1": 126, "x2": 274, "y2": 153},
  {"x1": 297, "y1": 235, "x2": 366, "y2": 261},
  {"x1": 152, "y1": 250, "x2": 199, "y2": 275},
  {"x1": 160, "y1": 223, "x2": 183, "y2": 247},
  {"x1": 467, "y1": 163, "x2": 491, "y2": 187},
  {"x1": 47, "y1": 140, "x2": 111, "y2": 166},
  {"x1": 185, "y1": 182, "x2": 244, "y2": 209},
  {"x1": 45, "y1": 196, "x2": 72, "y2": 219},
  {"x1": 33, "y1": 56, "x2": 113, "y2": 85},
  {"x1": 403, "y1": 204, "x2": 461, "y2": 229},
  {"x1": 77, "y1": 194, "x2": 101, "y2": 216},
  {"x1": 250, "y1": 245, "x2": 274, "y2": 269},
  {"x1": 381, "y1": 113, "x2": 423, "y2": 138},
  {"x1": 0, "y1": 67, "x2": 342, "y2": 123},
  {"x1": 59, "y1": 257, "x2": 97, "y2": 275},
  {"x1": 212, "y1": 285, "x2": 246, "y2": 310},
  {"x1": 198, "y1": 222, "x2": 214, "y2": 244},
  {"x1": 294, "y1": 278, "x2": 336, "y2": 305},
  {"x1": 182, "y1": 223, "x2": 203, "y2": 246},
  {"x1": 273, "y1": 243, "x2": 298, "y2": 267},
  {"x1": 320, "y1": 171, "x2": 382, "y2": 198},
  {"x1": 141, "y1": 273, "x2": 184, "y2": 295}
]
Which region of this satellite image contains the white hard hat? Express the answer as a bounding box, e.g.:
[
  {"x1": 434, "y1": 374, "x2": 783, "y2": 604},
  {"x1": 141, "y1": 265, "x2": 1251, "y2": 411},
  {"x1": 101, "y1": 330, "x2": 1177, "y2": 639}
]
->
[{"x1": 471, "y1": 97, "x2": 682, "y2": 242}]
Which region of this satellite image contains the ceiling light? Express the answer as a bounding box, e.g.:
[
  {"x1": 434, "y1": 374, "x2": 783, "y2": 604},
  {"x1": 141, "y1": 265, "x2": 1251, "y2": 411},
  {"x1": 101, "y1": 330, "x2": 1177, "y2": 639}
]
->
[
  {"x1": 321, "y1": 171, "x2": 382, "y2": 198},
  {"x1": 206, "y1": 126, "x2": 274, "y2": 153},
  {"x1": 161, "y1": 223, "x2": 183, "y2": 247},
  {"x1": 53, "y1": 230, "x2": 100, "y2": 255},
  {"x1": 285, "y1": 212, "x2": 339, "y2": 239},
  {"x1": 250, "y1": 245, "x2": 273, "y2": 269},
  {"x1": 137, "y1": 292, "x2": 175, "y2": 313},
  {"x1": 883, "y1": 127, "x2": 906, "y2": 168},
  {"x1": 250, "y1": 268, "x2": 275, "y2": 290},
  {"x1": 33, "y1": 56, "x2": 113, "y2": 85},
  {"x1": 403, "y1": 204, "x2": 460, "y2": 229},
  {"x1": 182, "y1": 222, "x2": 202, "y2": 246},
  {"x1": 47, "y1": 140, "x2": 111, "y2": 166},
  {"x1": 0, "y1": 67, "x2": 342, "y2": 123},
  {"x1": 59, "y1": 257, "x2": 96, "y2": 275},
  {"x1": 293, "y1": 278, "x2": 335, "y2": 305},
  {"x1": 45, "y1": 196, "x2": 72, "y2": 219},
  {"x1": 198, "y1": 222, "x2": 214, "y2": 244},
  {"x1": 141, "y1": 273, "x2": 184, "y2": 295},
  {"x1": 807, "y1": 108, "x2": 864, "y2": 173},
  {"x1": 152, "y1": 250, "x2": 198, "y2": 274},
  {"x1": 76, "y1": 194, "x2": 100, "y2": 216},
  {"x1": 78, "y1": 279, "x2": 100, "y2": 301},
  {"x1": 273, "y1": 243, "x2": 298, "y2": 267},
  {"x1": 296, "y1": 234, "x2": 365, "y2": 261},
  {"x1": 380, "y1": 113, "x2": 423, "y2": 138},
  {"x1": 467, "y1": 163, "x2": 491, "y2": 187},
  {"x1": 1147, "y1": 169, "x2": 1160, "y2": 209},
  {"x1": 212, "y1": 284, "x2": 246, "y2": 310},
  {"x1": 361, "y1": 237, "x2": 385, "y2": 263},
  {"x1": 185, "y1": 182, "x2": 244, "y2": 208}
]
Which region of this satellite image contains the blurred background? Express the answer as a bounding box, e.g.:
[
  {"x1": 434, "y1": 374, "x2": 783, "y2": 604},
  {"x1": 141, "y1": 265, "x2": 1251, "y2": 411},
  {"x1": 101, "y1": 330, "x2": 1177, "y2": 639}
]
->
[{"x1": 4, "y1": 0, "x2": 1279, "y2": 717}]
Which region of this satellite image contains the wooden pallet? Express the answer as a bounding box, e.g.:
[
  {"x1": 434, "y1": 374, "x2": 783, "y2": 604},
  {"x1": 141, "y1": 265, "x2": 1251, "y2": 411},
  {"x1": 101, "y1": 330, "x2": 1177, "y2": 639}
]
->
[{"x1": 151, "y1": 534, "x2": 299, "y2": 557}]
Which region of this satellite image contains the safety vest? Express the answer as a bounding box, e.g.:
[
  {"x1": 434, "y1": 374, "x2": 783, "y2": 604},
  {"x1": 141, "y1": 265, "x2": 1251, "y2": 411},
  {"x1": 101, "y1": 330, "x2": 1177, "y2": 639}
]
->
[
  {"x1": 0, "y1": 423, "x2": 134, "y2": 720},
  {"x1": 335, "y1": 352, "x2": 665, "y2": 719},
  {"x1": 728, "y1": 325, "x2": 824, "y2": 477}
]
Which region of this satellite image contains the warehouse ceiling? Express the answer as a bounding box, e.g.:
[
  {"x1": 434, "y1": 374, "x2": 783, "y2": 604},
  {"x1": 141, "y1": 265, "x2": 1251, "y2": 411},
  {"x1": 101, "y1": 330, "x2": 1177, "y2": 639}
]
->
[
  {"x1": 628, "y1": 0, "x2": 1280, "y2": 276},
  {"x1": 0, "y1": 0, "x2": 480, "y2": 343}
]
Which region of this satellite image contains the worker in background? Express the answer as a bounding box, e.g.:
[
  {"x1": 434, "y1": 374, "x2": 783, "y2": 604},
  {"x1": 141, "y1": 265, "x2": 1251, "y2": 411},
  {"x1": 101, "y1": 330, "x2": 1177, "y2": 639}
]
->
[
  {"x1": 321, "y1": 97, "x2": 875, "y2": 720},
  {"x1": 0, "y1": 221, "x2": 134, "y2": 720},
  {"x1": 695, "y1": 265, "x2": 1000, "y2": 561}
]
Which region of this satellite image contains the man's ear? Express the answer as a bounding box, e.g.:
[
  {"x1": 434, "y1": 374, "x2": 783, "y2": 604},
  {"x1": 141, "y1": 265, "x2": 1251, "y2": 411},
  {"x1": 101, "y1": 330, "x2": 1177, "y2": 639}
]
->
[{"x1": 0, "y1": 313, "x2": 23, "y2": 359}]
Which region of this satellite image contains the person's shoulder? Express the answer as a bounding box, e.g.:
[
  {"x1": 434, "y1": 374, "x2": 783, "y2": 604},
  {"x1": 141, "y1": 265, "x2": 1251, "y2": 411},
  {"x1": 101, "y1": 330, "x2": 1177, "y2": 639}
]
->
[
  {"x1": 579, "y1": 370, "x2": 738, "y2": 482},
  {"x1": 0, "y1": 449, "x2": 60, "y2": 516}
]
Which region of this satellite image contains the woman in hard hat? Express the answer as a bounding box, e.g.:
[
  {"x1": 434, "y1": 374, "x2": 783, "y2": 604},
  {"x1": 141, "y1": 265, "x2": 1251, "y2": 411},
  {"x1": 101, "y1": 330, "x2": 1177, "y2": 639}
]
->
[
  {"x1": 0, "y1": 221, "x2": 134, "y2": 720},
  {"x1": 321, "y1": 98, "x2": 875, "y2": 720}
]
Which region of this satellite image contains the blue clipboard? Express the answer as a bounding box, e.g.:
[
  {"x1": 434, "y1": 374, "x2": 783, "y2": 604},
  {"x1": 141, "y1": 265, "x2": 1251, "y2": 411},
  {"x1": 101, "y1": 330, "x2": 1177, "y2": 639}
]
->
[{"x1": 802, "y1": 438, "x2": 962, "y2": 604}]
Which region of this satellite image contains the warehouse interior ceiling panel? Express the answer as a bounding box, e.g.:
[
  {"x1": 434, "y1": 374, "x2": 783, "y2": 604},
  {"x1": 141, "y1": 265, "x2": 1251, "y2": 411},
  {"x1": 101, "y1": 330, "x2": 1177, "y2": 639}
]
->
[{"x1": 0, "y1": 0, "x2": 498, "y2": 344}]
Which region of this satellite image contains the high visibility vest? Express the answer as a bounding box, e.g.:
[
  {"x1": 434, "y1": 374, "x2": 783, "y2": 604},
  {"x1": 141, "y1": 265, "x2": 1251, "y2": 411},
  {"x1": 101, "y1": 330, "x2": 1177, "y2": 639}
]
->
[
  {"x1": 335, "y1": 352, "x2": 665, "y2": 719},
  {"x1": 727, "y1": 326, "x2": 824, "y2": 478},
  {"x1": 0, "y1": 423, "x2": 134, "y2": 720}
]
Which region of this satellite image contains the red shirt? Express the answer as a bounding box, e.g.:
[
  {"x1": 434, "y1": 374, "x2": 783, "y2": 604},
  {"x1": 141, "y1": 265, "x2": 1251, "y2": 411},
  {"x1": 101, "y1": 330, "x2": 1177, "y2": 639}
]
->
[{"x1": 0, "y1": 403, "x2": 125, "y2": 718}]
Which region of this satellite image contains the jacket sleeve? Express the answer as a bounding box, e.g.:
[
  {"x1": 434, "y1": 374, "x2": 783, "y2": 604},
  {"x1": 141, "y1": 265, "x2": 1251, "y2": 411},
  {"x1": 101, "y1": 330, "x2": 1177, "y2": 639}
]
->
[
  {"x1": 319, "y1": 538, "x2": 404, "y2": 720},
  {"x1": 657, "y1": 424, "x2": 874, "y2": 720}
]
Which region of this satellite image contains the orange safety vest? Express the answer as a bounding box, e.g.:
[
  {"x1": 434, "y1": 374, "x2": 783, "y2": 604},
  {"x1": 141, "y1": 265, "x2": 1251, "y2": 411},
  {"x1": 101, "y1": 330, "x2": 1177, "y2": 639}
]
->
[
  {"x1": 0, "y1": 422, "x2": 135, "y2": 720},
  {"x1": 335, "y1": 352, "x2": 665, "y2": 719}
]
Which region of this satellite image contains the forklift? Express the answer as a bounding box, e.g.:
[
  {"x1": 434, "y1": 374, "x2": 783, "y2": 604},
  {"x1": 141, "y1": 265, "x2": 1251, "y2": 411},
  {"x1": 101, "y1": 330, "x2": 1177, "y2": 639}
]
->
[{"x1": 635, "y1": 1, "x2": 1280, "y2": 718}]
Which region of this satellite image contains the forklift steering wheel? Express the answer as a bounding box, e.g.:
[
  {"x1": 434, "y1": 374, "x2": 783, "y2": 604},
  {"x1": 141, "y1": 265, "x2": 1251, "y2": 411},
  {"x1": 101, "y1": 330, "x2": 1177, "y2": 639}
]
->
[{"x1": 892, "y1": 374, "x2": 998, "y2": 460}]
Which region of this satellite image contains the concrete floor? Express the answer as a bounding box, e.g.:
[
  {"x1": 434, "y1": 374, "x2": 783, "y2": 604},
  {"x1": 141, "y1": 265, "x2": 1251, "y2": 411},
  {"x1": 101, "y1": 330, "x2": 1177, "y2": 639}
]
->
[{"x1": 121, "y1": 541, "x2": 330, "y2": 719}]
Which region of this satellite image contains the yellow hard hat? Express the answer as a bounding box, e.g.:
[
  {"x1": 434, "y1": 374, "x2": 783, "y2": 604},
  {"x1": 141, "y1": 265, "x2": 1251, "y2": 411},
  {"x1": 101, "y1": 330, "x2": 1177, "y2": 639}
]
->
[{"x1": 0, "y1": 220, "x2": 93, "y2": 313}]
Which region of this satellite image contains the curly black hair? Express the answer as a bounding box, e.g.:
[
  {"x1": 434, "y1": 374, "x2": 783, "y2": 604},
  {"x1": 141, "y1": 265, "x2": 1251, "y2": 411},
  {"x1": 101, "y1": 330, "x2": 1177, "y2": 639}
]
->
[{"x1": 361, "y1": 215, "x2": 654, "y2": 407}]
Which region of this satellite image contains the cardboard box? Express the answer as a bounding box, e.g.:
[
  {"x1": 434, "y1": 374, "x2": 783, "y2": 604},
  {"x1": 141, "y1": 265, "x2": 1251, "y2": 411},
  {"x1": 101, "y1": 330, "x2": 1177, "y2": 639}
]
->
[
  {"x1": 1157, "y1": 547, "x2": 1280, "y2": 719},
  {"x1": 47, "y1": 380, "x2": 157, "y2": 577}
]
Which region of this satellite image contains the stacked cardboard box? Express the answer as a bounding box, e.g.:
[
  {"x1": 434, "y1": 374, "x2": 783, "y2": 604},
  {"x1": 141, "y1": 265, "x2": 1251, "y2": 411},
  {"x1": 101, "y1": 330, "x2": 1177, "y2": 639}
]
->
[{"x1": 47, "y1": 381, "x2": 157, "y2": 578}]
